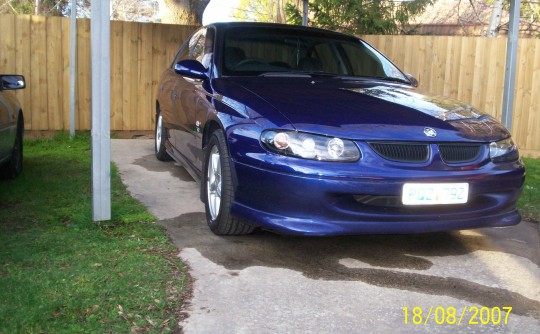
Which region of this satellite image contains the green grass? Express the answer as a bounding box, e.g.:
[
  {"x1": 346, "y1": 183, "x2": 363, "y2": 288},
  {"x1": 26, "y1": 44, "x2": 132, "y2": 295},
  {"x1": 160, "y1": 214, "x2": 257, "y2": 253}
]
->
[
  {"x1": 0, "y1": 133, "x2": 187, "y2": 333},
  {"x1": 519, "y1": 157, "x2": 540, "y2": 223}
]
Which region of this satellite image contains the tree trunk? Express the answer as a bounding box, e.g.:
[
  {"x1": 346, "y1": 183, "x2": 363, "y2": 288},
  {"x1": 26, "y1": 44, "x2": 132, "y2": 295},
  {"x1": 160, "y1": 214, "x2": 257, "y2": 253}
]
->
[
  {"x1": 158, "y1": 0, "x2": 191, "y2": 24},
  {"x1": 192, "y1": 0, "x2": 211, "y2": 25},
  {"x1": 158, "y1": 0, "x2": 210, "y2": 25},
  {"x1": 486, "y1": 0, "x2": 505, "y2": 37},
  {"x1": 302, "y1": 0, "x2": 308, "y2": 26},
  {"x1": 35, "y1": 0, "x2": 41, "y2": 15}
]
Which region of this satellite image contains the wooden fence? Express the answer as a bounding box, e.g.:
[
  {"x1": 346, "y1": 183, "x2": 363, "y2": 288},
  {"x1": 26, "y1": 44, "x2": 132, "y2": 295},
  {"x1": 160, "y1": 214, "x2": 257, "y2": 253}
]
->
[
  {"x1": 362, "y1": 35, "x2": 540, "y2": 158},
  {"x1": 0, "y1": 14, "x2": 195, "y2": 132},
  {"x1": 0, "y1": 14, "x2": 539, "y2": 157}
]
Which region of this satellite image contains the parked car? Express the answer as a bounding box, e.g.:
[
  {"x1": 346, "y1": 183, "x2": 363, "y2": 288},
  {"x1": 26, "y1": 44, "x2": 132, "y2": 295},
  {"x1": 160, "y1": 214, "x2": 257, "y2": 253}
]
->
[
  {"x1": 155, "y1": 22, "x2": 525, "y2": 236},
  {"x1": 0, "y1": 74, "x2": 25, "y2": 179}
]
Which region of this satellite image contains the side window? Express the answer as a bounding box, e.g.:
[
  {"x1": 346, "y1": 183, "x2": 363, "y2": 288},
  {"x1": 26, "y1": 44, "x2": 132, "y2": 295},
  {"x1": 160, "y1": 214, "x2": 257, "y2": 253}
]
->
[
  {"x1": 171, "y1": 28, "x2": 207, "y2": 66},
  {"x1": 171, "y1": 42, "x2": 190, "y2": 66},
  {"x1": 189, "y1": 29, "x2": 206, "y2": 61},
  {"x1": 201, "y1": 28, "x2": 215, "y2": 69}
]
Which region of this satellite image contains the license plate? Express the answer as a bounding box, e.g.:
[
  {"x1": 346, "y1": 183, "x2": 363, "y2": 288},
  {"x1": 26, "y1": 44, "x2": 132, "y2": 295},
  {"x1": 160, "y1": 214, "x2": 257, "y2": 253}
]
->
[{"x1": 402, "y1": 183, "x2": 469, "y2": 205}]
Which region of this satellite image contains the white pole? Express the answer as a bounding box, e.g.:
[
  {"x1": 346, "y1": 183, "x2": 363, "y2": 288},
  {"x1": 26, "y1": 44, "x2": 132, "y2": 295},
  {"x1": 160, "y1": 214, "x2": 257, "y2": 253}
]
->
[
  {"x1": 501, "y1": 0, "x2": 521, "y2": 130},
  {"x1": 69, "y1": 0, "x2": 77, "y2": 138},
  {"x1": 91, "y1": 0, "x2": 111, "y2": 221}
]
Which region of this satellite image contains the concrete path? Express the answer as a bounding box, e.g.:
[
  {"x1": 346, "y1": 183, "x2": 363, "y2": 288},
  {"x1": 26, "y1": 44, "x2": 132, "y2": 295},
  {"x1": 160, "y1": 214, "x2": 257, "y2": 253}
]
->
[{"x1": 112, "y1": 139, "x2": 540, "y2": 333}]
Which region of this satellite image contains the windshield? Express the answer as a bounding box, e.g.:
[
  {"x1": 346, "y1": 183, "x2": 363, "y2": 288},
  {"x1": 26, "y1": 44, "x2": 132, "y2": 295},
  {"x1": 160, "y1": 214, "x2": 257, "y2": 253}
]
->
[{"x1": 222, "y1": 27, "x2": 408, "y2": 82}]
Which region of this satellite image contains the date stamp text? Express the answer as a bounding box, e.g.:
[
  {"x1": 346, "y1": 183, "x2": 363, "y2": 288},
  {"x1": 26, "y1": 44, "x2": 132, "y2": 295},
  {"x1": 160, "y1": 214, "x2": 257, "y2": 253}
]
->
[{"x1": 402, "y1": 306, "x2": 512, "y2": 325}]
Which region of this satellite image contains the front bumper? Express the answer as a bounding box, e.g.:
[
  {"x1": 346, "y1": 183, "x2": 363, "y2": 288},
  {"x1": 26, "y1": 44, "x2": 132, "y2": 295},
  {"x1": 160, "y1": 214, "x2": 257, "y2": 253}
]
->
[{"x1": 229, "y1": 157, "x2": 525, "y2": 236}]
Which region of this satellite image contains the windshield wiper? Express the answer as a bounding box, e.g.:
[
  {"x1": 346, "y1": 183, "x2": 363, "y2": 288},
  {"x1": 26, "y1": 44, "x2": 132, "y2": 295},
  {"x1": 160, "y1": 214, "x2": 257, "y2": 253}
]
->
[
  {"x1": 258, "y1": 72, "x2": 311, "y2": 77},
  {"x1": 355, "y1": 76, "x2": 411, "y2": 85},
  {"x1": 258, "y1": 71, "x2": 339, "y2": 78}
]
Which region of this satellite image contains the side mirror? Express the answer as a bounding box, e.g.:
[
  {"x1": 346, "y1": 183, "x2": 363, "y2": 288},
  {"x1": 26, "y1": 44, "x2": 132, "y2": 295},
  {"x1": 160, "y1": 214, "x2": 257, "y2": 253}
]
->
[
  {"x1": 0, "y1": 75, "x2": 26, "y2": 90},
  {"x1": 405, "y1": 74, "x2": 418, "y2": 87},
  {"x1": 174, "y1": 60, "x2": 209, "y2": 80}
]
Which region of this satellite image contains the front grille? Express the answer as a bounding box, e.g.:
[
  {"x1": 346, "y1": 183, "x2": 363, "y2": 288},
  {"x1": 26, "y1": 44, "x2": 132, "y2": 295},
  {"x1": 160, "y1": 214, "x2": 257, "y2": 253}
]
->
[
  {"x1": 368, "y1": 142, "x2": 429, "y2": 163},
  {"x1": 438, "y1": 144, "x2": 482, "y2": 163}
]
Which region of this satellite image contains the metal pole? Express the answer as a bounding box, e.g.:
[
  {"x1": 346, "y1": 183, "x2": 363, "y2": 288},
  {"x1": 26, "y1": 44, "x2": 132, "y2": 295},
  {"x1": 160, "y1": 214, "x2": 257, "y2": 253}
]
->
[
  {"x1": 501, "y1": 0, "x2": 521, "y2": 130},
  {"x1": 302, "y1": 0, "x2": 308, "y2": 26},
  {"x1": 91, "y1": 0, "x2": 111, "y2": 221},
  {"x1": 69, "y1": 0, "x2": 77, "y2": 138}
]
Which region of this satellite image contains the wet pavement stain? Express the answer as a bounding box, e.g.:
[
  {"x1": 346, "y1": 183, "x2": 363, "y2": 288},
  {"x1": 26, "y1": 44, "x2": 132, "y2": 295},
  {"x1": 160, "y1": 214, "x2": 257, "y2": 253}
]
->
[
  {"x1": 159, "y1": 212, "x2": 540, "y2": 320},
  {"x1": 133, "y1": 154, "x2": 195, "y2": 182}
]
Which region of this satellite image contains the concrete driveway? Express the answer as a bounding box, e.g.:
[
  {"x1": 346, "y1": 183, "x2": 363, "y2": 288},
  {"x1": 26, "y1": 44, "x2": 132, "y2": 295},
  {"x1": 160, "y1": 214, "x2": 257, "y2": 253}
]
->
[{"x1": 112, "y1": 139, "x2": 540, "y2": 333}]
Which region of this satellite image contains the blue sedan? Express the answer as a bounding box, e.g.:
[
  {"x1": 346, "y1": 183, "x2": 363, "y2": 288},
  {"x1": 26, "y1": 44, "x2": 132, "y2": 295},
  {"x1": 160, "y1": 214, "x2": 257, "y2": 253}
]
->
[{"x1": 155, "y1": 22, "x2": 525, "y2": 236}]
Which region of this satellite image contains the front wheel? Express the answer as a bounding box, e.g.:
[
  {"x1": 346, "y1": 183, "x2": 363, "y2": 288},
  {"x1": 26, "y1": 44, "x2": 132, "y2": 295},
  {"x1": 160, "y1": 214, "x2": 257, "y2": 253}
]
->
[
  {"x1": 204, "y1": 129, "x2": 254, "y2": 235},
  {"x1": 155, "y1": 109, "x2": 172, "y2": 161}
]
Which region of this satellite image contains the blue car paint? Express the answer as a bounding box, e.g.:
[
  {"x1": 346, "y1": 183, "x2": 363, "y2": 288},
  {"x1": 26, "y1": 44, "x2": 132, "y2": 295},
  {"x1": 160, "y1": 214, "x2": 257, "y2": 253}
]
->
[
  {"x1": 157, "y1": 22, "x2": 525, "y2": 235},
  {"x1": 224, "y1": 76, "x2": 509, "y2": 142}
]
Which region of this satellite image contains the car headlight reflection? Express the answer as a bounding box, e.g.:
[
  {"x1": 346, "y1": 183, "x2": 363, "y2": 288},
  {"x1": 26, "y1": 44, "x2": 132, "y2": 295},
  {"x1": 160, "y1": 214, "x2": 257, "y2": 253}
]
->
[
  {"x1": 489, "y1": 138, "x2": 519, "y2": 162},
  {"x1": 261, "y1": 130, "x2": 360, "y2": 162}
]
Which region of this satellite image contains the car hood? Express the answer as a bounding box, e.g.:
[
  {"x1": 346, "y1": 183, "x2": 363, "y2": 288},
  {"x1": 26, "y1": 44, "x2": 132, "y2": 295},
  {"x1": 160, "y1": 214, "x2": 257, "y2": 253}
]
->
[{"x1": 223, "y1": 76, "x2": 510, "y2": 142}]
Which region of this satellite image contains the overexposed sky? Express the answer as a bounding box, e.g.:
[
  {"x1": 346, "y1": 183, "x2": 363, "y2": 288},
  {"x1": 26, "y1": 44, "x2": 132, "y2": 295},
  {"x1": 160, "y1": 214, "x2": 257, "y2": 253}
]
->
[{"x1": 202, "y1": 0, "x2": 241, "y2": 25}]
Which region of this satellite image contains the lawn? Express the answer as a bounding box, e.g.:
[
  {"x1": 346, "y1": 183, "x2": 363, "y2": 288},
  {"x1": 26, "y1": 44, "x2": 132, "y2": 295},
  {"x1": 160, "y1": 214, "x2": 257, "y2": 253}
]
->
[
  {"x1": 0, "y1": 133, "x2": 188, "y2": 333},
  {"x1": 519, "y1": 157, "x2": 540, "y2": 223}
]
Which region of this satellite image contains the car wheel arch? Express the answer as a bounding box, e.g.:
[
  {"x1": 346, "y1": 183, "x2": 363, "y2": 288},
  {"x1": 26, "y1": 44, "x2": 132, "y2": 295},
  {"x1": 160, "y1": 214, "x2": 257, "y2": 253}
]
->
[
  {"x1": 14, "y1": 109, "x2": 24, "y2": 145},
  {"x1": 202, "y1": 120, "x2": 222, "y2": 150},
  {"x1": 0, "y1": 109, "x2": 24, "y2": 179},
  {"x1": 17, "y1": 110, "x2": 24, "y2": 132},
  {"x1": 200, "y1": 120, "x2": 223, "y2": 202}
]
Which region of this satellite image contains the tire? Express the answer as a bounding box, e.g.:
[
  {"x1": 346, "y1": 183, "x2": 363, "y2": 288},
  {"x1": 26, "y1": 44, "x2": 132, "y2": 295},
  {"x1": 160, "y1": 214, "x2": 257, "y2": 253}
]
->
[
  {"x1": 204, "y1": 129, "x2": 254, "y2": 235},
  {"x1": 155, "y1": 108, "x2": 172, "y2": 161},
  {"x1": 0, "y1": 114, "x2": 23, "y2": 179}
]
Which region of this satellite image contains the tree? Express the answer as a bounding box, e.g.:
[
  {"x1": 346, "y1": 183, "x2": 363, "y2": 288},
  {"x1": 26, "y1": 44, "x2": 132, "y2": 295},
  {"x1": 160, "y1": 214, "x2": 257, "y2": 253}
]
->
[
  {"x1": 486, "y1": 0, "x2": 540, "y2": 38},
  {"x1": 0, "y1": 0, "x2": 208, "y2": 24},
  {"x1": 158, "y1": 0, "x2": 210, "y2": 24},
  {"x1": 233, "y1": 0, "x2": 299, "y2": 23},
  {"x1": 486, "y1": 0, "x2": 505, "y2": 37},
  {"x1": 158, "y1": 0, "x2": 190, "y2": 23},
  {"x1": 285, "y1": 0, "x2": 434, "y2": 35},
  {"x1": 112, "y1": 0, "x2": 158, "y2": 22},
  {"x1": 1, "y1": 0, "x2": 68, "y2": 15}
]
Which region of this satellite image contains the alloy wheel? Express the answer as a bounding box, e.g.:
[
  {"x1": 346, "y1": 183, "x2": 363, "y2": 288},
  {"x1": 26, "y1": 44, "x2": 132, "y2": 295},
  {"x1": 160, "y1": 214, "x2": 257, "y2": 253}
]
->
[
  {"x1": 156, "y1": 114, "x2": 163, "y2": 152},
  {"x1": 207, "y1": 145, "x2": 222, "y2": 220}
]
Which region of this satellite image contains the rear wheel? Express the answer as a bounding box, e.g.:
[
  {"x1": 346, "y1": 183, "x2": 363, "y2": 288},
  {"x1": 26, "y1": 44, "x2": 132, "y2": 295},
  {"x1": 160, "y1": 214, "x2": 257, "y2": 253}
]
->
[
  {"x1": 155, "y1": 109, "x2": 172, "y2": 161},
  {"x1": 204, "y1": 129, "x2": 254, "y2": 235},
  {"x1": 1, "y1": 114, "x2": 23, "y2": 179}
]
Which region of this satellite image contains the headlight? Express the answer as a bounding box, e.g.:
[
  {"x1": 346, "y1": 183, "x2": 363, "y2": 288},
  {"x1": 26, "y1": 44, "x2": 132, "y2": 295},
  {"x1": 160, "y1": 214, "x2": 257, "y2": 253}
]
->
[
  {"x1": 261, "y1": 130, "x2": 360, "y2": 162},
  {"x1": 489, "y1": 138, "x2": 519, "y2": 162}
]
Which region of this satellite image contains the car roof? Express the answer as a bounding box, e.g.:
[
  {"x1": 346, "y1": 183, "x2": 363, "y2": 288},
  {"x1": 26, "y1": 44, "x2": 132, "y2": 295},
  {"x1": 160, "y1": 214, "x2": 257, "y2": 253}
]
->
[{"x1": 206, "y1": 22, "x2": 358, "y2": 41}]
